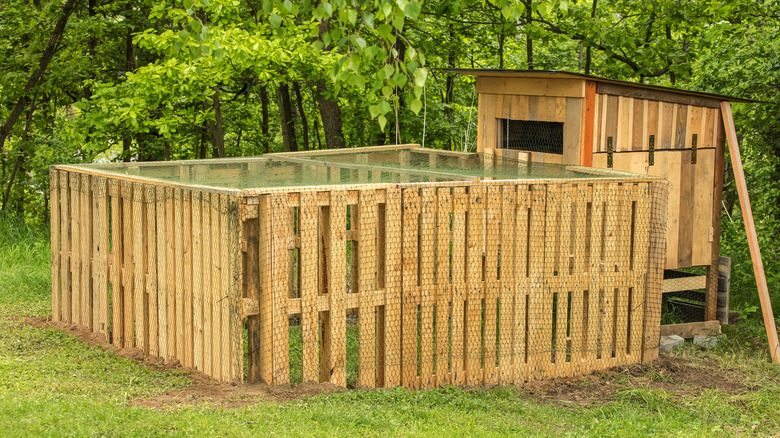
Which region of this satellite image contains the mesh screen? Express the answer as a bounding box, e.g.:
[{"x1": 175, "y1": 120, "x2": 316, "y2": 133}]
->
[
  {"x1": 498, "y1": 119, "x2": 564, "y2": 154},
  {"x1": 75, "y1": 147, "x2": 656, "y2": 191},
  {"x1": 49, "y1": 147, "x2": 669, "y2": 388}
]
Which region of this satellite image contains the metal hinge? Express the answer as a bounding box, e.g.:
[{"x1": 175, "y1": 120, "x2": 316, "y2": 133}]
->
[
  {"x1": 649, "y1": 135, "x2": 655, "y2": 166},
  {"x1": 607, "y1": 137, "x2": 614, "y2": 168},
  {"x1": 691, "y1": 134, "x2": 698, "y2": 164}
]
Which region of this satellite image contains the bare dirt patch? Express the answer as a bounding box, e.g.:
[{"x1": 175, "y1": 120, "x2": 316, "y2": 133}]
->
[{"x1": 523, "y1": 354, "x2": 752, "y2": 407}]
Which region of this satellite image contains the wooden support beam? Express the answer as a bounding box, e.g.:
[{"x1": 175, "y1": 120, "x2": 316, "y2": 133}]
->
[
  {"x1": 660, "y1": 321, "x2": 720, "y2": 339},
  {"x1": 720, "y1": 101, "x2": 780, "y2": 363}
]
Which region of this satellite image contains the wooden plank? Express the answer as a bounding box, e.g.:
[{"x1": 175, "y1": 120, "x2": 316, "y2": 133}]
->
[
  {"x1": 401, "y1": 188, "x2": 420, "y2": 389},
  {"x1": 570, "y1": 185, "x2": 588, "y2": 375},
  {"x1": 498, "y1": 185, "x2": 516, "y2": 384},
  {"x1": 541, "y1": 184, "x2": 560, "y2": 378},
  {"x1": 556, "y1": 185, "x2": 573, "y2": 376},
  {"x1": 662, "y1": 275, "x2": 707, "y2": 293},
  {"x1": 383, "y1": 187, "x2": 403, "y2": 387},
  {"x1": 419, "y1": 187, "x2": 436, "y2": 388},
  {"x1": 692, "y1": 149, "x2": 715, "y2": 266},
  {"x1": 563, "y1": 97, "x2": 582, "y2": 165},
  {"x1": 616, "y1": 96, "x2": 631, "y2": 151},
  {"x1": 659, "y1": 102, "x2": 674, "y2": 149},
  {"x1": 674, "y1": 105, "x2": 689, "y2": 149},
  {"x1": 183, "y1": 191, "x2": 193, "y2": 368},
  {"x1": 132, "y1": 183, "x2": 146, "y2": 353},
  {"x1": 602, "y1": 184, "x2": 619, "y2": 366},
  {"x1": 70, "y1": 175, "x2": 81, "y2": 327},
  {"x1": 604, "y1": 95, "x2": 619, "y2": 152},
  {"x1": 480, "y1": 94, "x2": 497, "y2": 152},
  {"x1": 210, "y1": 193, "x2": 222, "y2": 379},
  {"x1": 646, "y1": 101, "x2": 659, "y2": 155},
  {"x1": 510, "y1": 95, "x2": 529, "y2": 120},
  {"x1": 200, "y1": 192, "x2": 213, "y2": 375},
  {"x1": 513, "y1": 186, "x2": 530, "y2": 383},
  {"x1": 721, "y1": 102, "x2": 780, "y2": 363},
  {"x1": 614, "y1": 184, "x2": 632, "y2": 364},
  {"x1": 706, "y1": 112, "x2": 727, "y2": 322},
  {"x1": 174, "y1": 189, "x2": 185, "y2": 361},
  {"x1": 243, "y1": 201, "x2": 260, "y2": 381},
  {"x1": 80, "y1": 174, "x2": 93, "y2": 330},
  {"x1": 50, "y1": 170, "x2": 61, "y2": 322},
  {"x1": 318, "y1": 201, "x2": 332, "y2": 383},
  {"x1": 594, "y1": 82, "x2": 723, "y2": 108},
  {"x1": 435, "y1": 188, "x2": 452, "y2": 386},
  {"x1": 59, "y1": 172, "x2": 71, "y2": 323},
  {"x1": 631, "y1": 99, "x2": 645, "y2": 151},
  {"x1": 677, "y1": 149, "x2": 694, "y2": 267},
  {"x1": 110, "y1": 181, "x2": 122, "y2": 345},
  {"x1": 327, "y1": 190, "x2": 348, "y2": 386},
  {"x1": 475, "y1": 77, "x2": 586, "y2": 98},
  {"x1": 527, "y1": 185, "x2": 547, "y2": 380},
  {"x1": 95, "y1": 178, "x2": 110, "y2": 340},
  {"x1": 465, "y1": 185, "x2": 484, "y2": 386},
  {"x1": 358, "y1": 190, "x2": 378, "y2": 388},
  {"x1": 228, "y1": 196, "x2": 243, "y2": 382},
  {"x1": 642, "y1": 180, "x2": 669, "y2": 362},
  {"x1": 166, "y1": 187, "x2": 177, "y2": 359},
  {"x1": 646, "y1": 151, "x2": 681, "y2": 268},
  {"x1": 191, "y1": 192, "x2": 203, "y2": 370},
  {"x1": 630, "y1": 184, "x2": 650, "y2": 363},
  {"x1": 145, "y1": 186, "x2": 158, "y2": 357},
  {"x1": 582, "y1": 82, "x2": 597, "y2": 166},
  {"x1": 300, "y1": 192, "x2": 319, "y2": 382},
  {"x1": 122, "y1": 182, "x2": 134, "y2": 347},
  {"x1": 220, "y1": 194, "x2": 233, "y2": 381},
  {"x1": 484, "y1": 185, "x2": 501, "y2": 385},
  {"x1": 586, "y1": 184, "x2": 604, "y2": 370},
  {"x1": 450, "y1": 187, "x2": 468, "y2": 385},
  {"x1": 659, "y1": 320, "x2": 720, "y2": 339},
  {"x1": 155, "y1": 186, "x2": 168, "y2": 358}
]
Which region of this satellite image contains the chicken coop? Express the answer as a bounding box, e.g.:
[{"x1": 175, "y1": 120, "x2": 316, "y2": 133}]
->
[
  {"x1": 49, "y1": 145, "x2": 668, "y2": 387},
  {"x1": 447, "y1": 69, "x2": 751, "y2": 328}
]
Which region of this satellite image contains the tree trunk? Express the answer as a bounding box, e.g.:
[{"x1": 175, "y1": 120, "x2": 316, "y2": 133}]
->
[
  {"x1": 207, "y1": 88, "x2": 226, "y2": 158},
  {"x1": 0, "y1": 0, "x2": 82, "y2": 151},
  {"x1": 311, "y1": 87, "x2": 323, "y2": 149},
  {"x1": 584, "y1": 0, "x2": 598, "y2": 74},
  {"x1": 260, "y1": 86, "x2": 270, "y2": 153},
  {"x1": 199, "y1": 120, "x2": 208, "y2": 159},
  {"x1": 276, "y1": 84, "x2": 297, "y2": 152},
  {"x1": 315, "y1": 81, "x2": 346, "y2": 149},
  {"x1": 293, "y1": 82, "x2": 310, "y2": 151}
]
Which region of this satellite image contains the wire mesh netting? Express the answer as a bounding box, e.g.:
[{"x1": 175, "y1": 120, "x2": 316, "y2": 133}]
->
[{"x1": 49, "y1": 146, "x2": 669, "y2": 388}]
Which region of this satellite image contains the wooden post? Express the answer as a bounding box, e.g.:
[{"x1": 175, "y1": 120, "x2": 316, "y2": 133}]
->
[{"x1": 720, "y1": 102, "x2": 780, "y2": 363}]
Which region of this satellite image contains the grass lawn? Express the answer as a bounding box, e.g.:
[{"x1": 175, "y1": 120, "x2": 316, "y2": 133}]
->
[{"x1": 2, "y1": 218, "x2": 780, "y2": 437}]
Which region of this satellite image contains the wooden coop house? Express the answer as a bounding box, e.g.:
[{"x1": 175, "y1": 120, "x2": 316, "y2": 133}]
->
[{"x1": 448, "y1": 69, "x2": 752, "y2": 327}]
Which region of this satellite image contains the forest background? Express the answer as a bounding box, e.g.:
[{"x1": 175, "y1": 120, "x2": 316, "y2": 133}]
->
[{"x1": 1, "y1": 0, "x2": 778, "y2": 323}]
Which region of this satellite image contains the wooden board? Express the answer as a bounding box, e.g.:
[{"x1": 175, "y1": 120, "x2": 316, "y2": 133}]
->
[{"x1": 50, "y1": 170, "x2": 61, "y2": 322}]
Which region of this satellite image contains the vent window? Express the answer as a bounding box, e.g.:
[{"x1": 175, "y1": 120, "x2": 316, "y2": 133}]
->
[{"x1": 497, "y1": 119, "x2": 564, "y2": 155}]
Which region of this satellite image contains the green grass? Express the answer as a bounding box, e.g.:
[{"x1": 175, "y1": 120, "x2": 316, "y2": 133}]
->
[{"x1": 2, "y1": 216, "x2": 780, "y2": 437}]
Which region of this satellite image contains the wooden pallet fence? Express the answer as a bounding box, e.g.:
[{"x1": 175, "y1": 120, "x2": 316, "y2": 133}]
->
[
  {"x1": 244, "y1": 180, "x2": 666, "y2": 388},
  {"x1": 51, "y1": 164, "x2": 667, "y2": 388},
  {"x1": 49, "y1": 168, "x2": 244, "y2": 382}
]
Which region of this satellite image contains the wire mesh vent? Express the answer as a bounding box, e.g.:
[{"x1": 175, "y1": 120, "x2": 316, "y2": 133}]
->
[{"x1": 498, "y1": 119, "x2": 564, "y2": 155}]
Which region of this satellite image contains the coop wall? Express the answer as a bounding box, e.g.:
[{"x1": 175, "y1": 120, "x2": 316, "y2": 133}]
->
[
  {"x1": 476, "y1": 77, "x2": 585, "y2": 165},
  {"x1": 49, "y1": 168, "x2": 244, "y2": 383},
  {"x1": 243, "y1": 178, "x2": 668, "y2": 389}
]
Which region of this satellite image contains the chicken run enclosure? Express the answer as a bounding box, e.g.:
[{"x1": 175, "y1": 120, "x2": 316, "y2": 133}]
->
[{"x1": 49, "y1": 145, "x2": 669, "y2": 389}]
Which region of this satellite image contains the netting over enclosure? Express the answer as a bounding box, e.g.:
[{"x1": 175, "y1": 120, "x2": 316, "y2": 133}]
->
[{"x1": 50, "y1": 145, "x2": 668, "y2": 388}]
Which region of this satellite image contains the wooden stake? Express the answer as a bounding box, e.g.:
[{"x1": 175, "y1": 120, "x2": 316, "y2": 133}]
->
[{"x1": 720, "y1": 102, "x2": 780, "y2": 363}]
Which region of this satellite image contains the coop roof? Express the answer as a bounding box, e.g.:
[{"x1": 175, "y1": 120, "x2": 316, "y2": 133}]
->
[
  {"x1": 54, "y1": 145, "x2": 659, "y2": 194},
  {"x1": 441, "y1": 69, "x2": 755, "y2": 104}
]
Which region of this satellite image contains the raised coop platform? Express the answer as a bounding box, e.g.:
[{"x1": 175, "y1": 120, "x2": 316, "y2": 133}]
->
[{"x1": 49, "y1": 144, "x2": 668, "y2": 388}]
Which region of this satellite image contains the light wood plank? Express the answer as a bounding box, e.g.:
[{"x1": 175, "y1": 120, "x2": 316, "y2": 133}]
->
[
  {"x1": 155, "y1": 186, "x2": 168, "y2": 358},
  {"x1": 328, "y1": 190, "x2": 348, "y2": 386},
  {"x1": 59, "y1": 172, "x2": 71, "y2": 323},
  {"x1": 300, "y1": 192, "x2": 319, "y2": 382},
  {"x1": 357, "y1": 190, "x2": 378, "y2": 388},
  {"x1": 145, "y1": 186, "x2": 158, "y2": 357},
  {"x1": 419, "y1": 187, "x2": 436, "y2": 388},
  {"x1": 451, "y1": 187, "x2": 468, "y2": 385},
  {"x1": 435, "y1": 188, "x2": 452, "y2": 386},
  {"x1": 210, "y1": 192, "x2": 222, "y2": 379},
  {"x1": 50, "y1": 170, "x2": 61, "y2": 322},
  {"x1": 122, "y1": 182, "x2": 134, "y2": 347},
  {"x1": 132, "y1": 183, "x2": 146, "y2": 353},
  {"x1": 402, "y1": 188, "x2": 420, "y2": 389},
  {"x1": 466, "y1": 185, "x2": 484, "y2": 386}
]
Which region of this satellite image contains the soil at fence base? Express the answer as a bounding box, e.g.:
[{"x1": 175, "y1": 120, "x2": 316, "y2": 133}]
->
[{"x1": 25, "y1": 317, "x2": 755, "y2": 410}]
